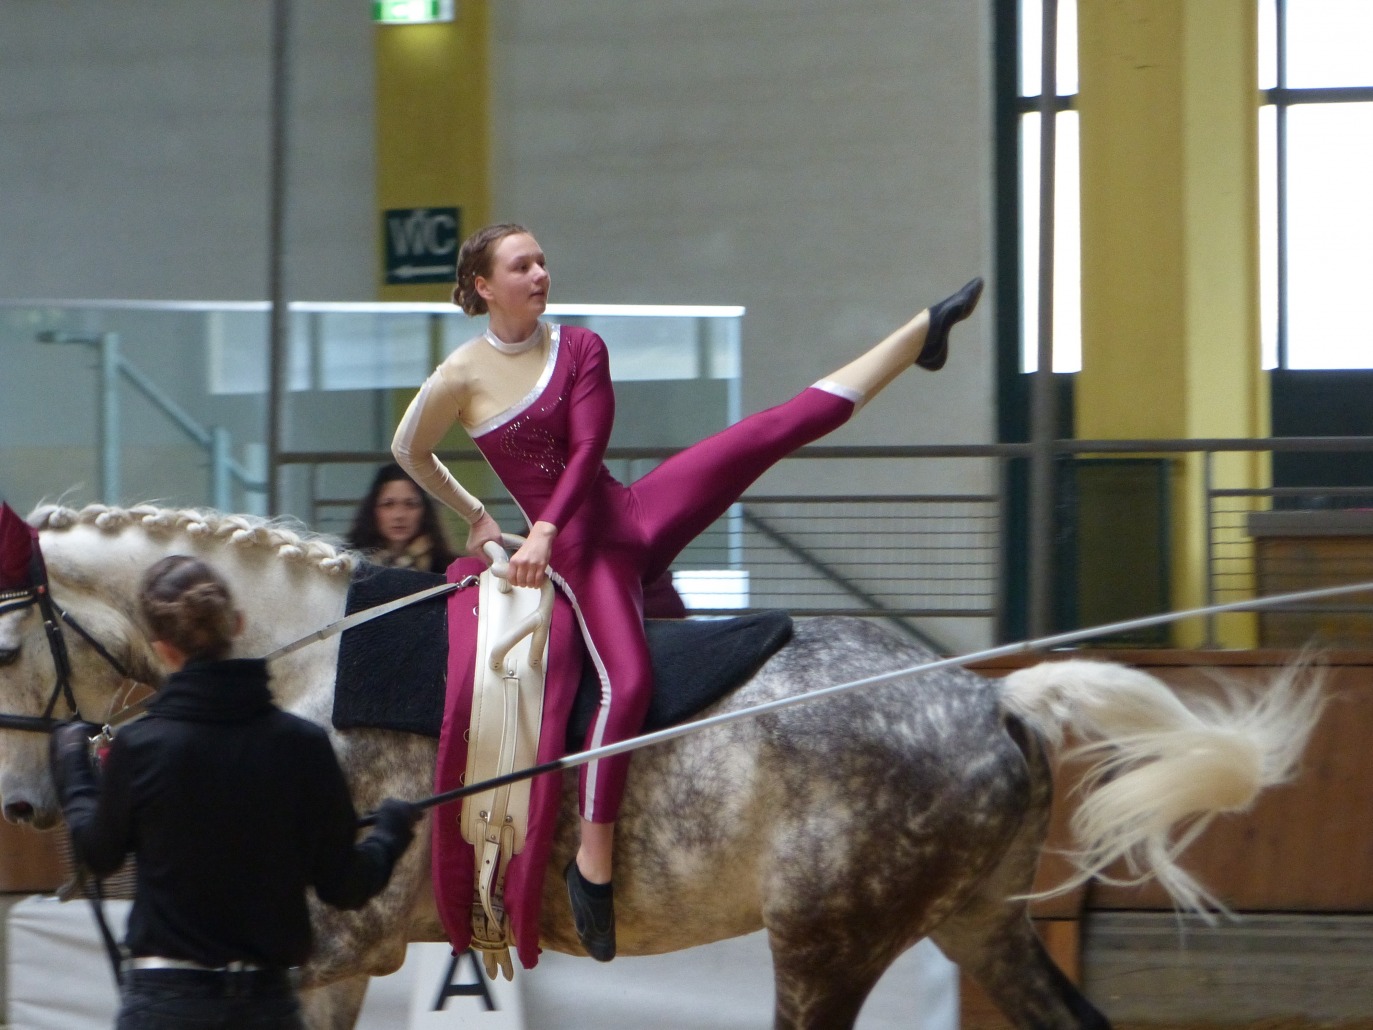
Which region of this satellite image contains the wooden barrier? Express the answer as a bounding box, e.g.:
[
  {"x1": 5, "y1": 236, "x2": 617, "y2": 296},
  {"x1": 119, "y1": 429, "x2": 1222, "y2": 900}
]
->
[
  {"x1": 0, "y1": 818, "x2": 65, "y2": 893},
  {"x1": 958, "y1": 650, "x2": 1373, "y2": 1026}
]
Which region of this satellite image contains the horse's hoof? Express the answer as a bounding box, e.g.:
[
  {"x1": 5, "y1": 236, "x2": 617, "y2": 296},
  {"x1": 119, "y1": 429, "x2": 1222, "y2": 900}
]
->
[
  {"x1": 564, "y1": 860, "x2": 616, "y2": 962},
  {"x1": 917, "y1": 276, "x2": 984, "y2": 371}
]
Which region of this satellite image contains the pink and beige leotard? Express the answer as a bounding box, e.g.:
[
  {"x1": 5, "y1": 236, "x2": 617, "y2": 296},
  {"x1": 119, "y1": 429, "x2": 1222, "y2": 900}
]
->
[{"x1": 395, "y1": 322, "x2": 858, "y2": 822}]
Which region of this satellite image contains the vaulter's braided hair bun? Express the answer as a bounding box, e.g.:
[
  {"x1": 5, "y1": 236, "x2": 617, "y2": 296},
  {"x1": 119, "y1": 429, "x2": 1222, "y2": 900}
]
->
[{"x1": 452, "y1": 222, "x2": 531, "y2": 316}]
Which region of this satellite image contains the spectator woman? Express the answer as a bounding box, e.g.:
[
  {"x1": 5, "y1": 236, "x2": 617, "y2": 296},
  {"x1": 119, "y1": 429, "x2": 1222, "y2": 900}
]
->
[{"x1": 346, "y1": 462, "x2": 457, "y2": 572}]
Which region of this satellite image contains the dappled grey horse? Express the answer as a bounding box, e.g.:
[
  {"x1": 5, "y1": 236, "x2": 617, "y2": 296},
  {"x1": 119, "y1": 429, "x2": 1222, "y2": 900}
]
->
[{"x1": 0, "y1": 504, "x2": 1323, "y2": 1029}]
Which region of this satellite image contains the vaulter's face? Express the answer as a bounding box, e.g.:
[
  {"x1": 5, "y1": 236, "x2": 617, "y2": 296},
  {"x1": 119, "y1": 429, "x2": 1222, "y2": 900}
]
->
[{"x1": 478, "y1": 233, "x2": 550, "y2": 321}]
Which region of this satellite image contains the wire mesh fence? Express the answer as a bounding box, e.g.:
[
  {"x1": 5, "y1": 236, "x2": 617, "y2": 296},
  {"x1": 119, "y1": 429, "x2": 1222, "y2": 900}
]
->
[{"x1": 482, "y1": 494, "x2": 1002, "y2": 630}]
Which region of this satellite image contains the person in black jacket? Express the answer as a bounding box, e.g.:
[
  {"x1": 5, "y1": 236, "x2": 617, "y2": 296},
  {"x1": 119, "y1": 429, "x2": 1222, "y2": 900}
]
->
[{"x1": 50, "y1": 554, "x2": 421, "y2": 1030}]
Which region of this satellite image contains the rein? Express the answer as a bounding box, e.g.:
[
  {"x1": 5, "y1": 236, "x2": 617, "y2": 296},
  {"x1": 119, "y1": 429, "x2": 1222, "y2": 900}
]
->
[{"x1": 91, "y1": 577, "x2": 475, "y2": 733}]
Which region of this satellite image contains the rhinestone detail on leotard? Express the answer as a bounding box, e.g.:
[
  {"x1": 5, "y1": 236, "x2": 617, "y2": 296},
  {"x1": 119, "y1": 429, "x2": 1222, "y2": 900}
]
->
[{"x1": 495, "y1": 347, "x2": 576, "y2": 480}]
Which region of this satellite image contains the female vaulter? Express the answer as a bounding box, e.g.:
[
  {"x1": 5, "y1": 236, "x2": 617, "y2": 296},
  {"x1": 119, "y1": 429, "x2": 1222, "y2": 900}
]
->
[{"x1": 393, "y1": 223, "x2": 982, "y2": 961}]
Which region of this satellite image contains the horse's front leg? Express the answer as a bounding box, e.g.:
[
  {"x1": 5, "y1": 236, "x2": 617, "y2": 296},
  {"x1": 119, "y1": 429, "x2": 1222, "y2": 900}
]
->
[{"x1": 298, "y1": 974, "x2": 370, "y2": 1030}]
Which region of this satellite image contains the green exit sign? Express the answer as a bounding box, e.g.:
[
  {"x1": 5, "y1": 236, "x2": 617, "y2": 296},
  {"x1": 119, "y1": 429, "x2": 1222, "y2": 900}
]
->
[{"x1": 373, "y1": 0, "x2": 454, "y2": 24}]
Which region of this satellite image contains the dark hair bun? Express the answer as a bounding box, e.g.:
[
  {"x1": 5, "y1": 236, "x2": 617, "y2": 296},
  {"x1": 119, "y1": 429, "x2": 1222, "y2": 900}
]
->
[{"x1": 139, "y1": 555, "x2": 239, "y2": 661}]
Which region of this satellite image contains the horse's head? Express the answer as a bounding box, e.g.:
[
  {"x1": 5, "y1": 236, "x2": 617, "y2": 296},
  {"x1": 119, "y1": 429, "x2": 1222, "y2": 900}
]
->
[
  {"x1": 0, "y1": 602, "x2": 66, "y2": 828},
  {"x1": 0, "y1": 504, "x2": 156, "y2": 828},
  {"x1": 0, "y1": 501, "x2": 357, "y2": 828}
]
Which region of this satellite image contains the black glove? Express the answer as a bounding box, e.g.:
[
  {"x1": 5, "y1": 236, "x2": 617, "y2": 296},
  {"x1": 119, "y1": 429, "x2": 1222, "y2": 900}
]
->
[
  {"x1": 48, "y1": 720, "x2": 102, "y2": 802},
  {"x1": 373, "y1": 797, "x2": 423, "y2": 834}
]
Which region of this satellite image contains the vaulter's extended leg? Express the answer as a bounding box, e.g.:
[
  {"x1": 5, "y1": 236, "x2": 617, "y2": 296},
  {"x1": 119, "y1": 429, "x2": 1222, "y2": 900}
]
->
[{"x1": 631, "y1": 278, "x2": 983, "y2": 573}]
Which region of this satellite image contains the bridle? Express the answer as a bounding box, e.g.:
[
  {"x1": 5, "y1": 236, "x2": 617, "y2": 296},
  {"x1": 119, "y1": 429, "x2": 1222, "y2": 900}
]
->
[
  {"x1": 0, "y1": 535, "x2": 474, "y2": 738},
  {"x1": 0, "y1": 556, "x2": 134, "y2": 735}
]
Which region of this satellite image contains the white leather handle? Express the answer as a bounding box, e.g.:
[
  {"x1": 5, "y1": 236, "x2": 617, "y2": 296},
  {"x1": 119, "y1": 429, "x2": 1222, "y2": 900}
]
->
[
  {"x1": 483, "y1": 535, "x2": 555, "y2": 671},
  {"x1": 488, "y1": 584, "x2": 554, "y2": 672},
  {"x1": 481, "y1": 540, "x2": 512, "y2": 580}
]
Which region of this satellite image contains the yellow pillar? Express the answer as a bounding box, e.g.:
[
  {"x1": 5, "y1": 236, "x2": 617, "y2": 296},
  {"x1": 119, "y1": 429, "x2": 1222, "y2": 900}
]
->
[
  {"x1": 374, "y1": 4, "x2": 493, "y2": 542},
  {"x1": 1077, "y1": 0, "x2": 1266, "y2": 647},
  {"x1": 374, "y1": 1, "x2": 490, "y2": 303}
]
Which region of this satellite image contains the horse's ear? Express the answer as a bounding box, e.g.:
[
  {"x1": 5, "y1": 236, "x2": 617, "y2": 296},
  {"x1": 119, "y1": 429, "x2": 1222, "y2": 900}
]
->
[{"x1": 0, "y1": 503, "x2": 39, "y2": 591}]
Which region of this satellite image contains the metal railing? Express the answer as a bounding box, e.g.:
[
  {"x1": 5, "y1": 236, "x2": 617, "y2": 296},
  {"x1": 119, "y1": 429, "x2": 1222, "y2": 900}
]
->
[
  {"x1": 1072, "y1": 436, "x2": 1373, "y2": 648},
  {"x1": 1206, "y1": 468, "x2": 1373, "y2": 649},
  {"x1": 286, "y1": 445, "x2": 1014, "y2": 653},
  {"x1": 35, "y1": 331, "x2": 266, "y2": 512},
  {"x1": 282, "y1": 435, "x2": 1373, "y2": 650}
]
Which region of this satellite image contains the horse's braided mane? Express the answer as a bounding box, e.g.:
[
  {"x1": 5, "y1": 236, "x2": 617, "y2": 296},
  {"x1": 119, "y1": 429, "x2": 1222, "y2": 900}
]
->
[{"x1": 30, "y1": 503, "x2": 359, "y2": 577}]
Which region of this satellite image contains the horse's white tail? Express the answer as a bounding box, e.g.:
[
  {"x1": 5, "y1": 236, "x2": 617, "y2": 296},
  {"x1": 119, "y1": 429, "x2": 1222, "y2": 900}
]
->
[{"x1": 999, "y1": 656, "x2": 1326, "y2": 916}]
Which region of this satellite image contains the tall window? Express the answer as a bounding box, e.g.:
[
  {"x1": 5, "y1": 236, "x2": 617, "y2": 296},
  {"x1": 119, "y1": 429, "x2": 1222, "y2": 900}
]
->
[
  {"x1": 1260, "y1": 0, "x2": 1373, "y2": 369},
  {"x1": 1018, "y1": 0, "x2": 1081, "y2": 373}
]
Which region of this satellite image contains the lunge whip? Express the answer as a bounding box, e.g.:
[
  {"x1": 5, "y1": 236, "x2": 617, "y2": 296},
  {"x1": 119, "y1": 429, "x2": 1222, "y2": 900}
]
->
[{"x1": 359, "y1": 577, "x2": 1373, "y2": 825}]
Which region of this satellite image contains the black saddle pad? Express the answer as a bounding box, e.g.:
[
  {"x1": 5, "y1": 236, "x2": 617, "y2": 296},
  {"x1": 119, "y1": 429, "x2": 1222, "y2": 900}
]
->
[
  {"x1": 565, "y1": 611, "x2": 794, "y2": 751},
  {"x1": 331, "y1": 564, "x2": 795, "y2": 746},
  {"x1": 333, "y1": 563, "x2": 450, "y2": 736}
]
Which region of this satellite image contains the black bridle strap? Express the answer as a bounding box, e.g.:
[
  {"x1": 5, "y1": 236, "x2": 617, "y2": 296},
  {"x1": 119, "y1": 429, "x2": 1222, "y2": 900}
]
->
[
  {"x1": 0, "y1": 714, "x2": 70, "y2": 733},
  {"x1": 33, "y1": 585, "x2": 78, "y2": 722},
  {"x1": 0, "y1": 581, "x2": 134, "y2": 733},
  {"x1": 0, "y1": 590, "x2": 36, "y2": 617},
  {"x1": 58, "y1": 605, "x2": 131, "y2": 682},
  {"x1": 86, "y1": 870, "x2": 126, "y2": 987}
]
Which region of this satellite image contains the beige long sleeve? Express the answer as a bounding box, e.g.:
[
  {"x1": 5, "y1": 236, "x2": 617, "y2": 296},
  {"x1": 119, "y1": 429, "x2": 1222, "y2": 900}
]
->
[{"x1": 392, "y1": 370, "x2": 486, "y2": 525}]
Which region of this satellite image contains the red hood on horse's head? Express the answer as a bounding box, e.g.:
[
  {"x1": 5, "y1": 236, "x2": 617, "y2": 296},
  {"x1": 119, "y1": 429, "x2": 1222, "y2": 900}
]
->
[{"x1": 0, "y1": 503, "x2": 40, "y2": 592}]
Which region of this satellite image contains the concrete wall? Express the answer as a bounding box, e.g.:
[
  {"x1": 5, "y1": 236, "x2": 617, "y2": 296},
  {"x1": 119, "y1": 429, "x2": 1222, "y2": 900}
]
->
[
  {"x1": 0, "y1": 0, "x2": 375, "y2": 301},
  {"x1": 2, "y1": 1, "x2": 993, "y2": 440},
  {"x1": 489, "y1": 1, "x2": 995, "y2": 467}
]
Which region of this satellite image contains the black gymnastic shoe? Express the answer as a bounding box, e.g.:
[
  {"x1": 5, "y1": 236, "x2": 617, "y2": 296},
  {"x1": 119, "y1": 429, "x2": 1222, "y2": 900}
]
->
[
  {"x1": 565, "y1": 859, "x2": 616, "y2": 962},
  {"x1": 916, "y1": 276, "x2": 985, "y2": 371}
]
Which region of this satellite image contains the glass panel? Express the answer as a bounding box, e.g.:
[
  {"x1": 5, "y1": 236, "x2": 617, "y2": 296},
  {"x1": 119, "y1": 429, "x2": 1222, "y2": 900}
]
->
[
  {"x1": 0, "y1": 302, "x2": 744, "y2": 525},
  {"x1": 1285, "y1": 0, "x2": 1373, "y2": 88},
  {"x1": 1258, "y1": 0, "x2": 1278, "y2": 90},
  {"x1": 1285, "y1": 103, "x2": 1373, "y2": 369},
  {"x1": 573, "y1": 315, "x2": 701, "y2": 382},
  {"x1": 313, "y1": 311, "x2": 435, "y2": 391},
  {"x1": 1, "y1": 303, "x2": 270, "y2": 515},
  {"x1": 1019, "y1": 111, "x2": 1082, "y2": 373},
  {"x1": 1258, "y1": 105, "x2": 1279, "y2": 369},
  {"x1": 1019, "y1": 0, "x2": 1078, "y2": 97}
]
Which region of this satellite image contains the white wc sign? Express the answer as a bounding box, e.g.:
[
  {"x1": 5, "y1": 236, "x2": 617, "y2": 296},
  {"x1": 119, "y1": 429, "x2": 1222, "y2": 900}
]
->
[{"x1": 383, "y1": 206, "x2": 460, "y2": 285}]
